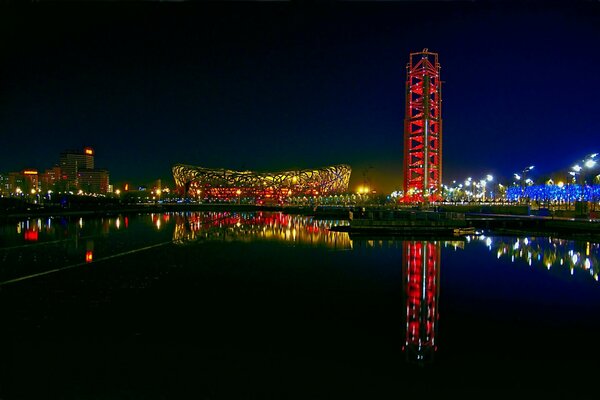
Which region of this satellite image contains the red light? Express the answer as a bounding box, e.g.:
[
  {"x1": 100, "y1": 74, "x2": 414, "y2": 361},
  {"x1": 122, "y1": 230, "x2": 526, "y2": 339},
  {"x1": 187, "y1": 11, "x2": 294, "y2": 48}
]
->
[
  {"x1": 85, "y1": 251, "x2": 93, "y2": 263},
  {"x1": 24, "y1": 230, "x2": 38, "y2": 241}
]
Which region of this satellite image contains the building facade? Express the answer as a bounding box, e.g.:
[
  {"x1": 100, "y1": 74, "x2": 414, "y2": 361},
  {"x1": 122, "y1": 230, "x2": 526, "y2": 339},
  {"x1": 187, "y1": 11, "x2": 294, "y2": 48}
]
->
[{"x1": 78, "y1": 168, "x2": 110, "y2": 194}]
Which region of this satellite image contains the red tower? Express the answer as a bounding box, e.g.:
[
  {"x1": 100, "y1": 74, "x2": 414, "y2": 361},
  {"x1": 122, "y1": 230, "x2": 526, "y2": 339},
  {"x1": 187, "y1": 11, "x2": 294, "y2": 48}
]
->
[
  {"x1": 402, "y1": 240, "x2": 440, "y2": 364},
  {"x1": 403, "y1": 49, "x2": 443, "y2": 203}
]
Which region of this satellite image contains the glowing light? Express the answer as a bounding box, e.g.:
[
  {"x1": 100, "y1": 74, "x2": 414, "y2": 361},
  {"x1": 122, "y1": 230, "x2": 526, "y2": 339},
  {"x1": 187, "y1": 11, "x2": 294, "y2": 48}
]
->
[
  {"x1": 572, "y1": 254, "x2": 579, "y2": 264},
  {"x1": 585, "y1": 159, "x2": 596, "y2": 168},
  {"x1": 23, "y1": 170, "x2": 38, "y2": 175},
  {"x1": 84, "y1": 148, "x2": 94, "y2": 155},
  {"x1": 24, "y1": 230, "x2": 38, "y2": 241},
  {"x1": 115, "y1": 189, "x2": 121, "y2": 195},
  {"x1": 85, "y1": 251, "x2": 93, "y2": 263}
]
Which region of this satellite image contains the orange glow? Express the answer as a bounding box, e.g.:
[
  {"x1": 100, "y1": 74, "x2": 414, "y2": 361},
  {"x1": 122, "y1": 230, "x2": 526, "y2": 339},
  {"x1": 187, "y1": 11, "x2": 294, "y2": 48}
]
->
[
  {"x1": 84, "y1": 148, "x2": 94, "y2": 155},
  {"x1": 23, "y1": 170, "x2": 38, "y2": 175},
  {"x1": 124, "y1": 184, "x2": 129, "y2": 191},
  {"x1": 85, "y1": 251, "x2": 93, "y2": 263}
]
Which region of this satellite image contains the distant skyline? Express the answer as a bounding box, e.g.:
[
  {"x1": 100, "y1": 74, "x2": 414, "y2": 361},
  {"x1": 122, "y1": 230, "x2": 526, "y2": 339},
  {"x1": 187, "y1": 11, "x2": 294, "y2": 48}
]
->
[{"x1": 1, "y1": 1, "x2": 599, "y2": 193}]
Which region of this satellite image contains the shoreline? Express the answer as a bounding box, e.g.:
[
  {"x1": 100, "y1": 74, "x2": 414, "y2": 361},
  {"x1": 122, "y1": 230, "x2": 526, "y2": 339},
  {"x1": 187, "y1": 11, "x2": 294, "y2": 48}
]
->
[{"x1": 3, "y1": 204, "x2": 600, "y2": 240}]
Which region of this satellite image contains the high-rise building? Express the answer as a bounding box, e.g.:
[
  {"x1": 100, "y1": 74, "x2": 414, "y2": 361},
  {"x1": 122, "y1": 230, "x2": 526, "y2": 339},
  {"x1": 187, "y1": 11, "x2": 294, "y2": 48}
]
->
[
  {"x1": 60, "y1": 147, "x2": 95, "y2": 190},
  {"x1": 403, "y1": 49, "x2": 443, "y2": 203}
]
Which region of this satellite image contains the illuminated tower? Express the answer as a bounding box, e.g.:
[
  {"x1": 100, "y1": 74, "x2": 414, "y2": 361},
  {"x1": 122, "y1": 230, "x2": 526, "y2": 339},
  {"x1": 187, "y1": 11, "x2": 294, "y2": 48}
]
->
[
  {"x1": 403, "y1": 49, "x2": 442, "y2": 203},
  {"x1": 402, "y1": 241, "x2": 440, "y2": 365}
]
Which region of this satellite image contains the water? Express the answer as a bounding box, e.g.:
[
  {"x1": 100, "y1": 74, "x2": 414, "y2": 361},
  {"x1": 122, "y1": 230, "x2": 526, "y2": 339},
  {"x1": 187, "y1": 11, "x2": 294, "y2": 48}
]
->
[{"x1": 1, "y1": 212, "x2": 599, "y2": 399}]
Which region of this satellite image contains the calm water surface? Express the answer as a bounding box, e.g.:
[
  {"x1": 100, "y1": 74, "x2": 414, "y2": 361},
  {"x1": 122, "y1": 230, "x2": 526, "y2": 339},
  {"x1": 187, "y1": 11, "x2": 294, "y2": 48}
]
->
[{"x1": 1, "y1": 212, "x2": 599, "y2": 399}]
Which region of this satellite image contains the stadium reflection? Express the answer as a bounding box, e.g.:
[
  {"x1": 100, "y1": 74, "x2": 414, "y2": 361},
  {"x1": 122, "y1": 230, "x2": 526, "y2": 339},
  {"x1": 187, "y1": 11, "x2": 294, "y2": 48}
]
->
[{"x1": 172, "y1": 211, "x2": 352, "y2": 249}]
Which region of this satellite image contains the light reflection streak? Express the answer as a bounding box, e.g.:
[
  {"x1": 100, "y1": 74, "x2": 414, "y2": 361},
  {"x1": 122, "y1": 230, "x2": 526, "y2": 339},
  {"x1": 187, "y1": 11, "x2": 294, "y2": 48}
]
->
[{"x1": 465, "y1": 235, "x2": 600, "y2": 282}]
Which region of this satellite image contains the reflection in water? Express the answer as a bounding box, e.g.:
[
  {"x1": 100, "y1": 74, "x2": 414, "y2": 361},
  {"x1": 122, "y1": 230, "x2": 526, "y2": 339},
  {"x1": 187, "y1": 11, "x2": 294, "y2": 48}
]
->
[
  {"x1": 85, "y1": 240, "x2": 94, "y2": 263},
  {"x1": 469, "y1": 235, "x2": 600, "y2": 282},
  {"x1": 4, "y1": 212, "x2": 600, "y2": 368},
  {"x1": 402, "y1": 241, "x2": 440, "y2": 365},
  {"x1": 6, "y1": 216, "x2": 132, "y2": 265},
  {"x1": 172, "y1": 212, "x2": 351, "y2": 249}
]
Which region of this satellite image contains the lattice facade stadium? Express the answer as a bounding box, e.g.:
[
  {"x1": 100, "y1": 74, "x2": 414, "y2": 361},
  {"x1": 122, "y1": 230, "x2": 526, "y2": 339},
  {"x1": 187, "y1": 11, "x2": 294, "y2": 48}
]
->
[{"x1": 172, "y1": 164, "x2": 352, "y2": 203}]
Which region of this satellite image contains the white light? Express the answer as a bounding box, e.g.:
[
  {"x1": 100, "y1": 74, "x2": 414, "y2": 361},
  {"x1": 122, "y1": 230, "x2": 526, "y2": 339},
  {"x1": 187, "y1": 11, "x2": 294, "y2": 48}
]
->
[{"x1": 585, "y1": 159, "x2": 596, "y2": 168}]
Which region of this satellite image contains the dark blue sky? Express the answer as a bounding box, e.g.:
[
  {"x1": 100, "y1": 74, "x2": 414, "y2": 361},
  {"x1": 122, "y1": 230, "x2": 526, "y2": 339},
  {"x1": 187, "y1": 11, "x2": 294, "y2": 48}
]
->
[{"x1": 1, "y1": 1, "x2": 598, "y2": 193}]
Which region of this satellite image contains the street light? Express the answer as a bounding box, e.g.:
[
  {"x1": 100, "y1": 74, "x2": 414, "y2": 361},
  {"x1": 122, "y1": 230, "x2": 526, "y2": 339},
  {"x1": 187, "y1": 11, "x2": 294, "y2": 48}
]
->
[
  {"x1": 515, "y1": 165, "x2": 534, "y2": 204},
  {"x1": 568, "y1": 153, "x2": 598, "y2": 215},
  {"x1": 464, "y1": 177, "x2": 472, "y2": 202}
]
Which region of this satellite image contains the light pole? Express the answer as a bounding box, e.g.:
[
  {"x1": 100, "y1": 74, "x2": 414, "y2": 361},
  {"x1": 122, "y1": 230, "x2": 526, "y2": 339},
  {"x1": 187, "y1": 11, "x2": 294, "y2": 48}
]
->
[
  {"x1": 514, "y1": 165, "x2": 534, "y2": 204},
  {"x1": 484, "y1": 174, "x2": 493, "y2": 202},
  {"x1": 571, "y1": 153, "x2": 598, "y2": 215},
  {"x1": 464, "y1": 177, "x2": 472, "y2": 202}
]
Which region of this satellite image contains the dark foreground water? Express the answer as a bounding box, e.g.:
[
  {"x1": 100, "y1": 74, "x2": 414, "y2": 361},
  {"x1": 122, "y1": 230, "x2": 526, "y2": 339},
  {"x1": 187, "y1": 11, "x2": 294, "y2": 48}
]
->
[{"x1": 1, "y1": 212, "x2": 599, "y2": 399}]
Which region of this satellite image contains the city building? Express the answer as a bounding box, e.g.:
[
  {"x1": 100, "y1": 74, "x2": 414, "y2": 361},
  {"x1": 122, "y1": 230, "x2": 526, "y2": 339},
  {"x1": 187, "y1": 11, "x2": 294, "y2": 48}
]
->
[
  {"x1": 57, "y1": 147, "x2": 110, "y2": 194},
  {"x1": 60, "y1": 147, "x2": 95, "y2": 190},
  {"x1": 0, "y1": 173, "x2": 10, "y2": 196},
  {"x1": 172, "y1": 164, "x2": 352, "y2": 203},
  {"x1": 2, "y1": 147, "x2": 110, "y2": 199},
  {"x1": 40, "y1": 165, "x2": 64, "y2": 193},
  {"x1": 77, "y1": 168, "x2": 110, "y2": 194}
]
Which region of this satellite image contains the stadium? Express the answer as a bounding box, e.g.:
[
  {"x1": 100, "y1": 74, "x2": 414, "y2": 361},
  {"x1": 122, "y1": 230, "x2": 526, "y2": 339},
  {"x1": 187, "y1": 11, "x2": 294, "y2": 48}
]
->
[{"x1": 172, "y1": 164, "x2": 352, "y2": 203}]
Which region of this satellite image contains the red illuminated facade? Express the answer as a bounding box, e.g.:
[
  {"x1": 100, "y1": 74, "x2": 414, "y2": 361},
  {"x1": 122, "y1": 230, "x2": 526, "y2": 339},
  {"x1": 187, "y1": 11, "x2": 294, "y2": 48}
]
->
[
  {"x1": 403, "y1": 49, "x2": 443, "y2": 203},
  {"x1": 402, "y1": 241, "x2": 440, "y2": 364}
]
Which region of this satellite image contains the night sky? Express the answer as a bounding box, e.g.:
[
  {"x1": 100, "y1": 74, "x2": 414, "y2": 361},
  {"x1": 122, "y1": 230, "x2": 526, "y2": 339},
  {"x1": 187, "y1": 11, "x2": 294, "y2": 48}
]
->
[{"x1": 1, "y1": 1, "x2": 599, "y2": 193}]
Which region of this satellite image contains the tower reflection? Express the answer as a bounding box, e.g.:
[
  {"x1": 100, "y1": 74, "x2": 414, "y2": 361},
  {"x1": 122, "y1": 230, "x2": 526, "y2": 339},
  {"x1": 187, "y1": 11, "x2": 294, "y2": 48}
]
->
[
  {"x1": 351, "y1": 237, "x2": 447, "y2": 366},
  {"x1": 402, "y1": 241, "x2": 440, "y2": 365}
]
